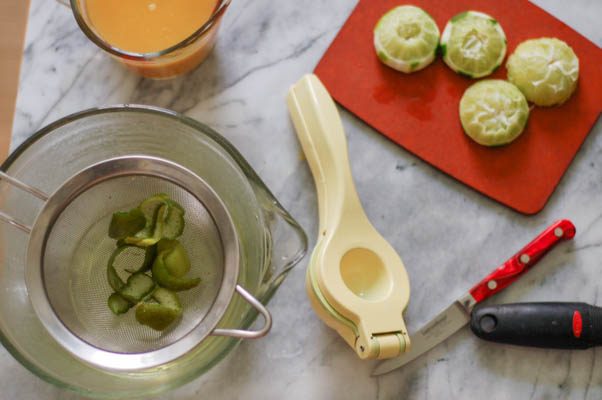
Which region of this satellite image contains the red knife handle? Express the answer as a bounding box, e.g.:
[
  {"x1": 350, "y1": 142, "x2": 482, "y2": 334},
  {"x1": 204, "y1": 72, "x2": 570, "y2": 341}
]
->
[{"x1": 468, "y1": 219, "x2": 575, "y2": 303}]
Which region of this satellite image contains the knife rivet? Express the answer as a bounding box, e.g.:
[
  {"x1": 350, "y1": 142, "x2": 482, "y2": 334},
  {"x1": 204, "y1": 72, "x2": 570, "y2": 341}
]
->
[
  {"x1": 487, "y1": 280, "x2": 497, "y2": 290},
  {"x1": 554, "y1": 227, "x2": 564, "y2": 238},
  {"x1": 520, "y1": 254, "x2": 530, "y2": 264}
]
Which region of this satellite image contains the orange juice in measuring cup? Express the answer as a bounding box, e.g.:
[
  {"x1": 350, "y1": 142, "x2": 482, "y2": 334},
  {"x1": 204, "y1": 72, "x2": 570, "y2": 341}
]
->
[{"x1": 69, "y1": 0, "x2": 230, "y2": 78}]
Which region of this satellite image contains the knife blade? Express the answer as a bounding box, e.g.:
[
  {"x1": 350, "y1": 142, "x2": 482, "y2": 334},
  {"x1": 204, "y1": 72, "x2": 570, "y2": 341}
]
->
[
  {"x1": 372, "y1": 219, "x2": 576, "y2": 376},
  {"x1": 471, "y1": 302, "x2": 602, "y2": 349}
]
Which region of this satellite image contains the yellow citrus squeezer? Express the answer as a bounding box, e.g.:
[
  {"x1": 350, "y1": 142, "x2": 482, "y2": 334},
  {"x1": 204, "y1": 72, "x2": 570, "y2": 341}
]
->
[{"x1": 287, "y1": 74, "x2": 411, "y2": 359}]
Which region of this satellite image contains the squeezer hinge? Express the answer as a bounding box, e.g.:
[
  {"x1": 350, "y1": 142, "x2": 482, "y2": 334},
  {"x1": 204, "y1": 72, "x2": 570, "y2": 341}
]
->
[{"x1": 355, "y1": 331, "x2": 410, "y2": 360}]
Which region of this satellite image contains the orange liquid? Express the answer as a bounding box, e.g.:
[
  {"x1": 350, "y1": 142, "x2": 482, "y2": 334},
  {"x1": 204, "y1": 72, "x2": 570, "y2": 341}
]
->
[{"x1": 85, "y1": 0, "x2": 218, "y2": 53}]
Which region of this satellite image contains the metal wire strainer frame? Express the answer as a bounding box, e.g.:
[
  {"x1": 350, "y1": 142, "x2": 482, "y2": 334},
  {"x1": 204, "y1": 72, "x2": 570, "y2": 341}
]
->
[{"x1": 0, "y1": 155, "x2": 272, "y2": 371}]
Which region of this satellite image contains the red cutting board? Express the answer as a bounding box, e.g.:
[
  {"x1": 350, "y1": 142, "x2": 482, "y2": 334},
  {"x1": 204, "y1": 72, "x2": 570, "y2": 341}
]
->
[{"x1": 315, "y1": 0, "x2": 602, "y2": 214}]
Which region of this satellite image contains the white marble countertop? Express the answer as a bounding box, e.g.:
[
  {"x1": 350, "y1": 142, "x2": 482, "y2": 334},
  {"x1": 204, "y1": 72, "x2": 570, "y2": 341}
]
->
[{"x1": 3, "y1": 0, "x2": 602, "y2": 399}]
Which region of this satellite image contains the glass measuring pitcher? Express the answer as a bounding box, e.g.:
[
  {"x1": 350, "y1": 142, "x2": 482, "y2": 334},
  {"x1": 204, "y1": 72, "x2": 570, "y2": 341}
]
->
[{"x1": 0, "y1": 105, "x2": 307, "y2": 398}]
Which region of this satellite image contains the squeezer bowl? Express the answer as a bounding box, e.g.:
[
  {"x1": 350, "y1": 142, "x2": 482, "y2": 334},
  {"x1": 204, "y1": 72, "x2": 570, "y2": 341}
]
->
[{"x1": 0, "y1": 105, "x2": 307, "y2": 398}]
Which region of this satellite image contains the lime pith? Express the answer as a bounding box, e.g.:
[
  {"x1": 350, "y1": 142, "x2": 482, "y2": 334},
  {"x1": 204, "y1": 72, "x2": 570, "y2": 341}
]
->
[
  {"x1": 441, "y1": 11, "x2": 507, "y2": 78},
  {"x1": 506, "y1": 38, "x2": 579, "y2": 106},
  {"x1": 374, "y1": 5, "x2": 440, "y2": 73},
  {"x1": 459, "y1": 80, "x2": 529, "y2": 146}
]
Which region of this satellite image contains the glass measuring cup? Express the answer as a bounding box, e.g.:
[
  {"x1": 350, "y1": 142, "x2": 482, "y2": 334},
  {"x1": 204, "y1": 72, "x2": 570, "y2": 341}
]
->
[
  {"x1": 0, "y1": 105, "x2": 307, "y2": 397},
  {"x1": 57, "y1": 0, "x2": 231, "y2": 79}
]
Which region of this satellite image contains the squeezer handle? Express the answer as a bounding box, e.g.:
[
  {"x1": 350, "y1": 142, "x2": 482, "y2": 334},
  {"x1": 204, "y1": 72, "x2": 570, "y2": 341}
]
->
[{"x1": 286, "y1": 74, "x2": 361, "y2": 231}]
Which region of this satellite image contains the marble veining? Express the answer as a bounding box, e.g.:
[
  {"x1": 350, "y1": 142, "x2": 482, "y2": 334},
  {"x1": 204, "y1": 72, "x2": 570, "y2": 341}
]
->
[{"x1": 3, "y1": 0, "x2": 602, "y2": 399}]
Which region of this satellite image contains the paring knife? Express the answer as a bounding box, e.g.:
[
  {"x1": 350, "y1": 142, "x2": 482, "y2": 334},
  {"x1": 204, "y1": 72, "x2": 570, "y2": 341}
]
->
[
  {"x1": 471, "y1": 302, "x2": 602, "y2": 349},
  {"x1": 372, "y1": 219, "x2": 576, "y2": 376}
]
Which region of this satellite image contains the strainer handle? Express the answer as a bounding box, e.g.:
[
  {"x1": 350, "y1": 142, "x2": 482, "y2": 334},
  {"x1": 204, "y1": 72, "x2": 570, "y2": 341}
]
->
[{"x1": 211, "y1": 285, "x2": 272, "y2": 339}]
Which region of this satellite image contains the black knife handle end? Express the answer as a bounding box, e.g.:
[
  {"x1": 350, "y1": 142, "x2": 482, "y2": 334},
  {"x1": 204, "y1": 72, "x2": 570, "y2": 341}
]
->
[{"x1": 470, "y1": 302, "x2": 602, "y2": 350}]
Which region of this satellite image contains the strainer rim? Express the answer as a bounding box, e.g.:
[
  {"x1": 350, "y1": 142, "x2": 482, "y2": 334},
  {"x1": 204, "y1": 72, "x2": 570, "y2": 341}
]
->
[{"x1": 25, "y1": 155, "x2": 240, "y2": 370}]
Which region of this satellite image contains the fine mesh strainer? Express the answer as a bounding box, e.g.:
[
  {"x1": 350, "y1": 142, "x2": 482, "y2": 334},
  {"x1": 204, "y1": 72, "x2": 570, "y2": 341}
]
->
[{"x1": 0, "y1": 155, "x2": 271, "y2": 371}]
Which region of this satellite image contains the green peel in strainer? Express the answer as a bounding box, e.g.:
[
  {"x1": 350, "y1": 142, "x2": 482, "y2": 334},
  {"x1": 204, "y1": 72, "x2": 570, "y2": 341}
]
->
[{"x1": 105, "y1": 193, "x2": 200, "y2": 331}]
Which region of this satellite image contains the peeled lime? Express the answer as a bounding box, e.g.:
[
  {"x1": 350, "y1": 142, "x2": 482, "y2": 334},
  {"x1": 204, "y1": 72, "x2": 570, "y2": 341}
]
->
[
  {"x1": 374, "y1": 5, "x2": 440, "y2": 73},
  {"x1": 507, "y1": 38, "x2": 579, "y2": 106},
  {"x1": 441, "y1": 11, "x2": 506, "y2": 78},
  {"x1": 459, "y1": 80, "x2": 529, "y2": 146}
]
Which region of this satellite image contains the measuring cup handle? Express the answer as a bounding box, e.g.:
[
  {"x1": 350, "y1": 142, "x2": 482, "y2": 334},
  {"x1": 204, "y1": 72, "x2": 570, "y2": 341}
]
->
[{"x1": 211, "y1": 285, "x2": 273, "y2": 339}]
